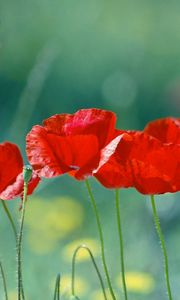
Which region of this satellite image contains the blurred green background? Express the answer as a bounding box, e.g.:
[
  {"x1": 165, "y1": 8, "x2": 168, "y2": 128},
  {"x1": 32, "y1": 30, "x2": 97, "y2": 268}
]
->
[{"x1": 0, "y1": 0, "x2": 180, "y2": 299}]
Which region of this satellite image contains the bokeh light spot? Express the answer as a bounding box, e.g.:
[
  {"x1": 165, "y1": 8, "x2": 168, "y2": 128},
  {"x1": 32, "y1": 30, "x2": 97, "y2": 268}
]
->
[
  {"x1": 51, "y1": 274, "x2": 89, "y2": 298},
  {"x1": 102, "y1": 71, "x2": 137, "y2": 108},
  {"x1": 25, "y1": 196, "x2": 84, "y2": 253},
  {"x1": 116, "y1": 271, "x2": 155, "y2": 294},
  {"x1": 8, "y1": 291, "x2": 18, "y2": 300},
  {"x1": 63, "y1": 238, "x2": 100, "y2": 262},
  {"x1": 90, "y1": 288, "x2": 116, "y2": 300}
]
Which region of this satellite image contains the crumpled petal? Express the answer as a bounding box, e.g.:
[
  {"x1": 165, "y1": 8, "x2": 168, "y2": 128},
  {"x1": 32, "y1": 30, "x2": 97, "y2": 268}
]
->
[
  {"x1": 95, "y1": 132, "x2": 180, "y2": 194},
  {"x1": 0, "y1": 171, "x2": 40, "y2": 200},
  {"x1": 93, "y1": 134, "x2": 128, "y2": 173},
  {"x1": 26, "y1": 125, "x2": 100, "y2": 179},
  {"x1": 0, "y1": 142, "x2": 23, "y2": 193},
  {"x1": 26, "y1": 109, "x2": 118, "y2": 179},
  {"x1": 75, "y1": 134, "x2": 124, "y2": 180},
  {"x1": 144, "y1": 117, "x2": 180, "y2": 144},
  {"x1": 43, "y1": 108, "x2": 116, "y2": 148}
]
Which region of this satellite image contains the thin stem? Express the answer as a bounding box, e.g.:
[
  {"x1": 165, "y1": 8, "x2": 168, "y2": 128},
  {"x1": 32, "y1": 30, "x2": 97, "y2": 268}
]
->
[
  {"x1": 53, "y1": 274, "x2": 60, "y2": 300},
  {"x1": 85, "y1": 179, "x2": 116, "y2": 300},
  {"x1": 0, "y1": 262, "x2": 8, "y2": 300},
  {"x1": 72, "y1": 245, "x2": 107, "y2": 300},
  {"x1": 115, "y1": 190, "x2": 128, "y2": 300},
  {"x1": 17, "y1": 183, "x2": 28, "y2": 300},
  {"x1": 1, "y1": 200, "x2": 17, "y2": 240},
  {"x1": 0, "y1": 201, "x2": 25, "y2": 298},
  {"x1": 150, "y1": 195, "x2": 173, "y2": 300}
]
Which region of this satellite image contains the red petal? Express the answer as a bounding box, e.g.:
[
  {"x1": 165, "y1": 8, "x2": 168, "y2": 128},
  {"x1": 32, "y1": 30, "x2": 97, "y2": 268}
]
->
[
  {"x1": 94, "y1": 133, "x2": 135, "y2": 189},
  {"x1": 95, "y1": 156, "x2": 134, "y2": 189},
  {"x1": 94, "y1": 134, "x2": 129, "y2": 172},
  {"x1": 0, "y1": 142, "x2": 23, "y2": 194},
  {"x1": 43, "y1": 108, "x2": 117, "y2": 148},
  {"x1": 75, "y1": 134, "x2": 124, "y2": 180},
  {"x1": 0, "y1": 171, "x2": 40, "y2": 201},
  {"x1": 26, "y1": 172, "x2": 40, "y2": 196},
  {"x1": 144, "y1": 117, "x2": 180, "y2": 144},
  {"x1": 95, "y1": 132, "x2": 180, "y2": 194},
  {"x1": 26, "y1": 125, "x2": 99, "y2": 179}
]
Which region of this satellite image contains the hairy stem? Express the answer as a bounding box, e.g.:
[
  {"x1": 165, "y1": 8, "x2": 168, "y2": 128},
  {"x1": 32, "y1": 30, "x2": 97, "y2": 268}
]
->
[
  {"x1": 53, "y1": 273, "x2": 60, "y2": 300},
  {"x1": 151, "y1": 195, "x2": 173, "y2": 300},
  {"x1": 17, "y1": 183, "x2": 28, "y2": 300},
  {"x1": 1, "y1": 200, "x2": 25, "y2": 298},
  {"x1": 115, "y1": 190, "x2": 128, "y2": 300},
  {"x1": 0, "y1": 262, "x2": 8, "y2": 300},
  {"x1": 1, "y1": 200, "x2": 17, "y2": 240},
  {"x1": 85, "y1": 179, "x2": 116, "y2": 300},
  {"x1": 72, "y1": 245, "x2": 107, "y2": 300}
]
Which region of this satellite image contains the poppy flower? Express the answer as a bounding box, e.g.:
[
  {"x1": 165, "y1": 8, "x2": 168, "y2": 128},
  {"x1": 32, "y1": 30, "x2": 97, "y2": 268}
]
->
[
  {"x1": 0, "y1": 142, "x2": 40, "y2": 200},
  {"x1": 144, "y1": 117, "x2": 180, "y2": 144},
  {"x1": 26, "y1": 108, "x2": 121, "y2": 180},
  {"x1": 94, "y1": 129, "x2": 180, "y2": 195}
]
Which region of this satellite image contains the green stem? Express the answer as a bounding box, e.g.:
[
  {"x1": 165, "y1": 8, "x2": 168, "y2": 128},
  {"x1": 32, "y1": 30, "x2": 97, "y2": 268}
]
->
[
  {"x1": 71, "y1": 245, "x2": 107, "y2": 300},
  {"x1": 1, "y1": 200, "x2": 17, "y2": 240},
  {"x1": 0, "y1": 261, "x2": 8, "y2": 300},
  {"x1": 53, "y1": 274, "x2": 60, "y2": 300},
  {"x1": 150, "y1": 195, "x2": 173, "y2": 300},
  {"x1": 17, "y1": 183, "x2": 28, "y2": 300},
  {"x1": 115, "y1": 190, "x2": 128, "y2": 300},
  {"x1": 1, "y1": 200, "x2": 25, "y2": 299},
  {"x1": 85, "y1": 179, "x2": 116, "y2": 300}
]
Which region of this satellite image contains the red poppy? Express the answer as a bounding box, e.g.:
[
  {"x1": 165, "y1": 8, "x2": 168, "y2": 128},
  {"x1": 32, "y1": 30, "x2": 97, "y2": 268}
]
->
[
  {"x1": 94, "y1": 130, "x2": 180, "y2": 195},
  {"x1": 0, "y1": 142, "x2": 40, "y2": 200},
  {"x1": 26, "y1": 108, "x2": 120, "y2": 180},
  {"x1": 144, "y1": 117, "x2": 180, "y2": 144}
]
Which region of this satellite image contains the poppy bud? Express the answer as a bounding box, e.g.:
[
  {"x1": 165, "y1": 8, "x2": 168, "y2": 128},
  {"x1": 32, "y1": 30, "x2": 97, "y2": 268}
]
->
[{"x1": 23, "y1": 165, "x2": 32, "y2": 184}]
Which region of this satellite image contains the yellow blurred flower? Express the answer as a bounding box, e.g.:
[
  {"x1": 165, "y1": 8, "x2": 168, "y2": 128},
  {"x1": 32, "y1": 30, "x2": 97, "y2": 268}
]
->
[
  {"x1": 8, "y1": 291, "x2": 16, "y2": 300},
  {"x1": 90, "y1": 288, "x2": 117, "y2": 300},
  {"x1": 27, "y1": 230, "x2": 57, "y2": 253},
  {"x1": 25, "y1": 196, "x2": 84, "y2": 253},
  {"x1": 63, "y1": 238, "x2": 100, "y2": 262},
  {"x1": 116, "y1": 271, "x2": 155, "y2": 294},
  {"x1": 51, "y1": 274, "x2": 89, "y2": 298}
]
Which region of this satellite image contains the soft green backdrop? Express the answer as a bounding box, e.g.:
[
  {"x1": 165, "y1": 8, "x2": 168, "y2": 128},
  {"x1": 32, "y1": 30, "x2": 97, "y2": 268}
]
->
[{"x1": 0, "y1": 1, "x2": 180, "y2": 299}]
